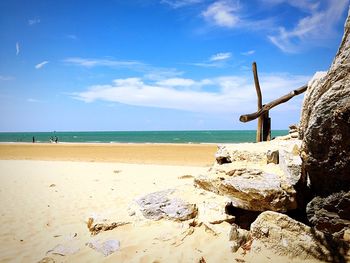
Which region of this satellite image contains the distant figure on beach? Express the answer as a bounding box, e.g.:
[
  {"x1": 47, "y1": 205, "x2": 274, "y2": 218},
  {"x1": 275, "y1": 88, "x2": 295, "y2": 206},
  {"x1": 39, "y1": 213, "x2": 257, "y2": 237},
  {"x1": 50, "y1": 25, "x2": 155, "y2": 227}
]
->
[
  {"x1": 54, "y1": 136, "x2": 58, "y2": 143},
  {"x1": 32, "y1": 136, "x2": 35, "y2": 143}
]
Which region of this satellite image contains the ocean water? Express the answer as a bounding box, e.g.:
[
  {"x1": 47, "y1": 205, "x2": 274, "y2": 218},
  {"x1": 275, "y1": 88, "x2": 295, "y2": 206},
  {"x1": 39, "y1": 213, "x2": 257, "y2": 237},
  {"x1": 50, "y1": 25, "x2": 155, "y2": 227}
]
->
[{"x1": 0, "y1": 130, "x2": 288, "y2": 144}]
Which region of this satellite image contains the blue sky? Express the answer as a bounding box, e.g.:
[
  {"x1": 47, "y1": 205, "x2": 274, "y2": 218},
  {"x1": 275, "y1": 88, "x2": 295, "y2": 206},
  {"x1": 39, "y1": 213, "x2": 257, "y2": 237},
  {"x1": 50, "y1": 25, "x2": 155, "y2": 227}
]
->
[{"x1": 0, "y1": 0, "x2": 349, "y2": 132}]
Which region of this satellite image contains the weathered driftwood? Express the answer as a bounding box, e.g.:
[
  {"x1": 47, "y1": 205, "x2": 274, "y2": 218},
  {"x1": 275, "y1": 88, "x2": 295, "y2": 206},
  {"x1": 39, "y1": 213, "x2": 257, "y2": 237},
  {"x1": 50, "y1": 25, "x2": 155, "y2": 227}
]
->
[
  {"x1": 262, "y1": 111, "x2": 271, "y2": 141},
  {"x1": 240, "y1": 84, "x2": 308, "y2": 123},
  {"x1": 253, "y1": 62, "x2": 263, "y2": 142}
]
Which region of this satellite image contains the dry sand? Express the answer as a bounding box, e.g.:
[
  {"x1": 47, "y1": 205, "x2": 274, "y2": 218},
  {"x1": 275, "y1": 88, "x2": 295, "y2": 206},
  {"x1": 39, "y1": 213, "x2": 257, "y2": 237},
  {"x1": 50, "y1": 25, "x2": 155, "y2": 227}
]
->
[
  {"x1": 0, "y1": 143, "x2": 217, "y2": 166},
  {"x1": 0, "y1": 143, "x2": 320, "y2": 263}
]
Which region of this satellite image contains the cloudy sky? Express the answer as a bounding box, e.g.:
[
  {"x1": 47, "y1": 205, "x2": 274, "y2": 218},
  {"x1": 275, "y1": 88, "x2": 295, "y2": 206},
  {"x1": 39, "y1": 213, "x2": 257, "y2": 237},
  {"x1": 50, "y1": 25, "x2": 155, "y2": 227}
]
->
[{"x1": 0, "y1": 0, "x2": 349, "y2": 131}]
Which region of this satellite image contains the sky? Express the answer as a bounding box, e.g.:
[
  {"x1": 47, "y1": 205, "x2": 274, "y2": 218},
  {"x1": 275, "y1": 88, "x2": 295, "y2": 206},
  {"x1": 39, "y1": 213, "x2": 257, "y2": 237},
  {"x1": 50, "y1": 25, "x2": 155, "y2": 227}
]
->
[{"x1": 0, "y1": 0, "x2": 349, "y2": 132}]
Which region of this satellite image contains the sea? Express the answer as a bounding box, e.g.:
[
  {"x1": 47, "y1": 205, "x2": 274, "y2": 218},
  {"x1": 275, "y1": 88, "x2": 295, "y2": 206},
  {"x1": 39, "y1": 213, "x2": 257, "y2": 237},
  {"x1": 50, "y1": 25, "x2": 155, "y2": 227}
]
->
[{"x1": 0, "y1": 130, "x2": 288, "y2": 144}]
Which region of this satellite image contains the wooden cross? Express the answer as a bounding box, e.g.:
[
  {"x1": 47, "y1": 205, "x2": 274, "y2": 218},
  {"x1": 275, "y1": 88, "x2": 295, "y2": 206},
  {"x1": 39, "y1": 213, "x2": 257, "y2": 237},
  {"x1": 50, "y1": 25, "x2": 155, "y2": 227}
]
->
[{"x1": 240, "y1": 62, "x2": 308, "y2": 142}]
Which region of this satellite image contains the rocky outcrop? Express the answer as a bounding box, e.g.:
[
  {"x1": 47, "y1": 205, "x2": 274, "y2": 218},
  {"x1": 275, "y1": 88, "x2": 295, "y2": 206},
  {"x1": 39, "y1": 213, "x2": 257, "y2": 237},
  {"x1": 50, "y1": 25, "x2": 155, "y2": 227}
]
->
[
  {"x1": 289, "y1": 124, "x2": 299, "y2": 134},
  {"x1": 135, "y1": 189, "x2": 198, "y2": 221},
  {"x1": 288, "y1": 124, "x2": 299, "y2": 139},
  {"x1": 299, "y1": 71, "x2": 327, "y2": 137},
  {"x1": 229, "y1": 224, "x2": 251, "y2": 252},
  {"x1": 196, "y1": 139, "x2": 305, "y2": 212},
  {"x1": 278, "y1": 141, "x2": 303, "y2": 186},
  {"x1": 299, "y1": 9, "x2": 350, "y2": 196},
  {"x1": 306, "y1": 191, "x2": 350, "y2": 237},
  {"x1": 194, "y1": 170, "x2": 297, "y2": 212},
  {"x1": 215, "y1": 145, "x2": 266, "y2": 164},
  {"x1": 266, "y1": 150, "x2": 279, "y2": 164},
  {"x1": 250, "y1": 211, "x2": 350, "y2": 262},
  {"x1": 273, "y1": 124, "x2": 300, "y2": 141}
]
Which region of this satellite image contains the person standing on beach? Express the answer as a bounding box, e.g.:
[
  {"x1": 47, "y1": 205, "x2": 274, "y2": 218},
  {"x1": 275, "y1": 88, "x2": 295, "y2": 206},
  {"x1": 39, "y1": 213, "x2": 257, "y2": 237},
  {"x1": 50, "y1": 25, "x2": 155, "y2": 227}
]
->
[{"x1": 32, "y1": 136, "x2": 35, "y2": 143}]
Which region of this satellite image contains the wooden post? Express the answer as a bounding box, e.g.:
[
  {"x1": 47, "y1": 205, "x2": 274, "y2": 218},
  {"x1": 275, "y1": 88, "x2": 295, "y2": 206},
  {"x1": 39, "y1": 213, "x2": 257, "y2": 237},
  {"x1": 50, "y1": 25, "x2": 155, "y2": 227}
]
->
[
  {"x1": 238, "y1": 64, "x2": 308, "y2": 141},
  {"x1": 262, "y1": 110, "x2": 271, "y2": 141},
  {"x1": 252, "y1": 62, "x2": 262, "y2": 142}
]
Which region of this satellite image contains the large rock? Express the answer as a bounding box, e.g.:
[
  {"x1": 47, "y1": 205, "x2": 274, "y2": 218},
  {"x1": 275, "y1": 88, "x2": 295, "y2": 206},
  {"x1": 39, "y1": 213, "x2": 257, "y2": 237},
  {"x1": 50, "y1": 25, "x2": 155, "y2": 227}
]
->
[
  {"x1": 250, "y1": 211, "x2": 350, "y2": 262},
  {"x1": 306, "y1": 191, "x2": 350, "y2": 237},
  {"x1": 197, "y1": 140, "x2": 304, "y2": 212},
  {"x1": 300, "y1": 8, "x2": 350, "y2": 196},
  {"x1": 215, "y1": 145, "x2": 266, "y2": 164},
  {"x1": 194, "y1": 169, "x2": 297, "y2": 212},
  {"x1": 135, "y1": 189, "x2": 198, "y2": 221},
  {"x1": 299, "y1": 71, "x2": 327, "y2": 137},
  {"x1": 278, "y1": 141, "x2": 302, "y2": 186}
]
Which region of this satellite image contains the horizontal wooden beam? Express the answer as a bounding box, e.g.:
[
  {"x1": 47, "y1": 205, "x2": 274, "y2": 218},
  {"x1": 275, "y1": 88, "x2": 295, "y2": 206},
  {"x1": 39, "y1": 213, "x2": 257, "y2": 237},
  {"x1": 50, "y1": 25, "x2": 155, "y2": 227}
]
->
[{"x1": 239, "y1": 84, "x2": 308, "y2": 123}]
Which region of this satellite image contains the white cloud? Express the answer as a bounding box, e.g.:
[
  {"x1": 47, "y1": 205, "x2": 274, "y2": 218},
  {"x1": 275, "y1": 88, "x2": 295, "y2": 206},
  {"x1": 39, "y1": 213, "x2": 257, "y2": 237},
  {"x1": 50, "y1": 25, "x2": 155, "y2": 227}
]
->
[
  {"x1": 161, "y1": 0, "x2": 204, "y2": 8},
  {"x1": 262, "y1": 0, "x2": 320, "y2": 12},
  {"x1": 156, "y1": 78, "x2": 196, "y2": 86},
  {"x1": 189, "y1": 62, "x2": 223, "y2": 67},
  {"x1": 189, "y1": 52, "x2": 232, "y2": 68},
  {"x1": 241, "y1": 50, "x2": 255, "y2": 56},
  {"x1": 35, "y1": 61, "x2": 49, "y2": 69},
  {"x1": 72, "y1": 73, "x2": 310, "y2": 114},
  {"x1": 28, "y1": 18, "x2": 40, "y2": 26},
  {"x1": 64, "y1": 57, "x2": 143, "y2": 68},
  {"x1": 16, "y1": 42, "x2": 20, "y2": 55},
  {"x1": 268, "y1": 0, "x2": 349, "y2": 53},
  {"x1": 198, "y1": 0, "x2": 347, "y2": 52},
  {"x1": 65, "y1": 57, "x2": 184, "y2": 81},
  {"x1": 210, "y1": 52, "x2": 232, "y2": 61},
  {"x1": 72, "y1": 77, "x2": 242, "y2": 112},
  {"x1": 201, "y1": 1, "x2": 274, "y2": 31},
  {"x1": 202, "y1": 1, "x2": 240, "y2": 28},
  {"x1": 156, "y1": 77, "x2": 213, "y2": 87}
]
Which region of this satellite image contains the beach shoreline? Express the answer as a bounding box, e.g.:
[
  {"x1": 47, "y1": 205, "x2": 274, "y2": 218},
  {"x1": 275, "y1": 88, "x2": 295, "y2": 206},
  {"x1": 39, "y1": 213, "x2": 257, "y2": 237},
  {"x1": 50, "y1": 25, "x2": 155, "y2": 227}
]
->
[{"x1": 0, "y1": 143, "x2": 218, "y2": 166}]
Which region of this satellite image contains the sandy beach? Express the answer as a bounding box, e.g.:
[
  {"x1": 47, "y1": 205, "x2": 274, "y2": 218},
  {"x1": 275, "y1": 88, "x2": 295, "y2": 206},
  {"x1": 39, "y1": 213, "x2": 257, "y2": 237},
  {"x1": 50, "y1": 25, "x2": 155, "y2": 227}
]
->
[
  {"x1": 1, "y1": 1, "x2": 349, "y2": 262},
  {"x1": 0, "y1": 143, "x2": 328, "y2": 263},
  {"x1": 0, "y1": 143, "x2": 217, "y2": 166},
  {"x1": 0, "y1": 143, "x2": 233, "y2": 263}
]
